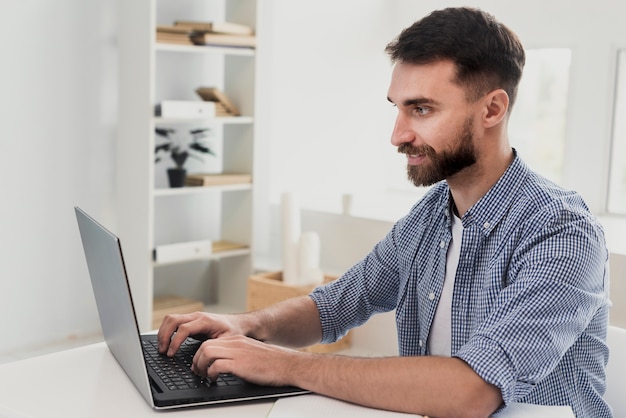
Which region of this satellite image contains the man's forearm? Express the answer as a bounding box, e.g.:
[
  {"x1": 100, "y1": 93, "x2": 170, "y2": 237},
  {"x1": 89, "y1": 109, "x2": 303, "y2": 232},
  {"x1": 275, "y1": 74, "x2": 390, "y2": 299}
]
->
[
  {"x1": 285, "y1": 353, "x2": 502, "y2": 418},
  {"x1": 239, "y1": 296, "x2": 323, "y2": 348}
]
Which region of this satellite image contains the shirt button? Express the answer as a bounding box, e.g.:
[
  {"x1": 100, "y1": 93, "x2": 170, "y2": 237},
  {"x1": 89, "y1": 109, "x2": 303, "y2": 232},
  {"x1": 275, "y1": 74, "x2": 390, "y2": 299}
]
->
[
  {"x1": 428, "y1": 292, "x2": 435, "y2": 300},
  {"x1": 439, "y1": 240, "x2": 445, "y2": 248},
  {"x1": 419, "y1": 339, "x2": 423, "y2": 347},
  {"x1": 483, "y1": 222, "x2": 490, "y2": 229}
]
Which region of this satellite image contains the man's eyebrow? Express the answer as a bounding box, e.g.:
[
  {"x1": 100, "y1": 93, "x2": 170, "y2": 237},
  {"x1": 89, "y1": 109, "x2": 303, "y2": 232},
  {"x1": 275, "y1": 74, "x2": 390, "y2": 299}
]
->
[{"x1": 387, "y1": 96, "x2": 438, "y2": 107}]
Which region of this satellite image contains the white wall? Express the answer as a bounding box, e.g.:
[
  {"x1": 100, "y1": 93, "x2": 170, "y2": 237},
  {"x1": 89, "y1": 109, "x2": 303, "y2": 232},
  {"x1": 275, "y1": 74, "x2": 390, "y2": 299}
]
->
[
  {"x1": 1, "y1": 0, "x2": 625, "y2": 359},
  {"x1": 0, "y1": 0, "x2": 118, "y2": 354}
]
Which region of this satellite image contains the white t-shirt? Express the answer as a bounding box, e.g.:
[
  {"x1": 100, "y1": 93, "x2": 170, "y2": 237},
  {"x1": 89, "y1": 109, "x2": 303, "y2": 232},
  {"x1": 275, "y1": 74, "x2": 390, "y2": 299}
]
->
[{"x1": 428, "y1": 211, "x2": 463, "y2": 357}]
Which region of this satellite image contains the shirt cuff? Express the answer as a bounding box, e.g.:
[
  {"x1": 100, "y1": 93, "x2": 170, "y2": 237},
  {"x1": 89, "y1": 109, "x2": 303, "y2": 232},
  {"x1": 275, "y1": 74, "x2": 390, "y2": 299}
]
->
[
  {"x1": 308, "y1": 291, "x2": 343, "y2": 344},
  {"x1": 454, "y1": 335, "x2": 535, "y2": 407}
]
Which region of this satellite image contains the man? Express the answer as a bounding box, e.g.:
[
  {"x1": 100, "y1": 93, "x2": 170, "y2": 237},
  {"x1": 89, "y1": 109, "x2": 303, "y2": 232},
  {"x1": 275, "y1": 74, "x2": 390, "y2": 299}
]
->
[{"x1": 158, "y1": 7, "x2": 611, "y2": 417}]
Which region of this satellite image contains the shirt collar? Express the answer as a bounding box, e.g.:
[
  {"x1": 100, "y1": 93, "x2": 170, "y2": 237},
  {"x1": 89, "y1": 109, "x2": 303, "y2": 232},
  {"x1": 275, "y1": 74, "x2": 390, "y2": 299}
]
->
[{"x1": 456, "y1": 149, "x2": 528, "y2": 234}]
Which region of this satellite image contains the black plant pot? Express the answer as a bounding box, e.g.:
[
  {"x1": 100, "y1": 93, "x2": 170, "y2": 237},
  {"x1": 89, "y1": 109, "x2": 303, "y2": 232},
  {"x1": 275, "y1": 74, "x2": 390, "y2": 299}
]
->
[{"x1": 167, "y1": 168, "x2": 187, "y2": 188}]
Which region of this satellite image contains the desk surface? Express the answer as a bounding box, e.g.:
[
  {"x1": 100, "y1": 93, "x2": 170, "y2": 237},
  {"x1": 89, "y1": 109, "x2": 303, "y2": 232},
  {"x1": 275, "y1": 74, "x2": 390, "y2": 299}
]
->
[
  {"x1": 0, "y1": 342, "x2": 574, "y2": 418},
  {"x1": 0, "y1": 342, "x2": 272, "y2": 417}
]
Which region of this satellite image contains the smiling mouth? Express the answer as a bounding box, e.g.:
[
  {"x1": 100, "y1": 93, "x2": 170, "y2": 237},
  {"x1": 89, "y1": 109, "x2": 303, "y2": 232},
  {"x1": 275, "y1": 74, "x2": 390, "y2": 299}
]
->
[{"x1": 398, "y1": 143, "x2": 432, "y2": 158}]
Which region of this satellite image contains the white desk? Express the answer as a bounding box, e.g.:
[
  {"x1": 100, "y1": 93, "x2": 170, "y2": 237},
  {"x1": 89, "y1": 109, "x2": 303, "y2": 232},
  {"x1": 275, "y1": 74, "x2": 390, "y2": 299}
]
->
[
  {"x1": 0, "y1": 342, "x2": 574, "y2": 418},
  {"x1": 0, "y1": 342, "x2": 272, "y2": 417}
]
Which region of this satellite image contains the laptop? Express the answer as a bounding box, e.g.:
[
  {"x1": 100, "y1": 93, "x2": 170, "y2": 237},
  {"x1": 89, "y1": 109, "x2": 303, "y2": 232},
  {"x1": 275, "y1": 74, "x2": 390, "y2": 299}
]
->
[{"x1": 74, "y1": 206, "x2": 308, "y2": 409}]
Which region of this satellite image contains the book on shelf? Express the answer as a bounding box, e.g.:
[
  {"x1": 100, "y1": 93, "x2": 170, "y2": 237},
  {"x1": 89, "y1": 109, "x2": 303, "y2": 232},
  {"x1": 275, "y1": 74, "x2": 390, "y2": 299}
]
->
[
  {"x1": 156, "y1": 25, "x2": 194, "y2": 45},
  {"x1": 185, "y1": 172, "x2": 252, "y2": 187},
  {"x1": 156, "y1": 34, "x2": 194, "y2": 46},
  {"x1": 190, "y1": 32, "x2": 256, "y2": 49},
  {"x1": 214, "y1": 102, "x2": 233, "y2": 117},
  {"x1": 174, "y1": 20, "x2": 254, "y2": 36},
  {"x1": 196, "y1": 87, "x2": 240, "y2": 116},
  {"x1": 157, "y1": 24, "x2": 193, "y2": 34}
]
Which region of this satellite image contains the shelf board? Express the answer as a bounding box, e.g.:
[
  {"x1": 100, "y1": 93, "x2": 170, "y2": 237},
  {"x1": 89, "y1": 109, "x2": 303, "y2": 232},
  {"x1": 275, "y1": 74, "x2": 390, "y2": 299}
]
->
[
  {"x1": 154, "y1": 116, "x2": 253, "y2": 125},
  {"x1": 154, "y1": 183, "x2": 252, "y2": 197},
  {"x1": 153, "y1": 245, "x2": 251, "y2": 267},
  {"x1": 155, "y1": 42, "x2": 255, "y2": 57}
]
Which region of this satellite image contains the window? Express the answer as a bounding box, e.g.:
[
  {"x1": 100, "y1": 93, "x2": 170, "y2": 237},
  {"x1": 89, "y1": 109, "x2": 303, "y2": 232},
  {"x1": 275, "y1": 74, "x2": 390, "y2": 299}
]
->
[{"x1": 607, "y1": 49, "x2": 626, "y2": 214}]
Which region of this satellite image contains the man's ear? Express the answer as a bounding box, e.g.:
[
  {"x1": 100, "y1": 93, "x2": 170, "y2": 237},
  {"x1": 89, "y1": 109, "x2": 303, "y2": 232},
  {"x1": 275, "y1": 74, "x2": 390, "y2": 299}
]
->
[{"x1": 482, "y1": 89, "x2": 509, "y2": 128}]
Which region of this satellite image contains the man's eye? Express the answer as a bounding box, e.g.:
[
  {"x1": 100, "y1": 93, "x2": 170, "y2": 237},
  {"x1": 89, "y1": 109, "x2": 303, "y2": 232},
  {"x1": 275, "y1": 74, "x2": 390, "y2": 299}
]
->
[{"x1": 415, "y1": 106, "x2": 429, "y2": 115}]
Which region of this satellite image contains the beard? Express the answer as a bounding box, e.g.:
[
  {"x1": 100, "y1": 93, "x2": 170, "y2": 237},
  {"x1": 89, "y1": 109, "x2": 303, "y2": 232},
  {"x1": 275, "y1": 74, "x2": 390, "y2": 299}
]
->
[{"x1": 398, "y1": 117, "x2": 477, "y2": 187}]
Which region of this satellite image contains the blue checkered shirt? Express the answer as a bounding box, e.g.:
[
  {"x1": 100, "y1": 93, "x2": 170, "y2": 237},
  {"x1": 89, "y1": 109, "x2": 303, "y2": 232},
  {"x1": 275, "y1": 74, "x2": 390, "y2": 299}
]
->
[{"x1": 310, "y1": 154, "x2": 611, "y2": 417}]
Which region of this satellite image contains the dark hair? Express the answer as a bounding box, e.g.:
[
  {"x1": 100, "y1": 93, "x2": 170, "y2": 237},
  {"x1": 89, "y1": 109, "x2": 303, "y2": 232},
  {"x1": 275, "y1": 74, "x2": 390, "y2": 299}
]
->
[{"x1": 385, "y1": 7, "x2": 526, "y2": 109}]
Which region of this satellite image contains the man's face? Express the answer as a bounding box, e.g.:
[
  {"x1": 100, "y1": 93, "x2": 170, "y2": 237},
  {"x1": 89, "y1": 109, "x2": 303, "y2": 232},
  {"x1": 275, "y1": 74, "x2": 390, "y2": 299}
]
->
[{"x1": 387, "y1": 60, "x2": 479, "y2": 187}]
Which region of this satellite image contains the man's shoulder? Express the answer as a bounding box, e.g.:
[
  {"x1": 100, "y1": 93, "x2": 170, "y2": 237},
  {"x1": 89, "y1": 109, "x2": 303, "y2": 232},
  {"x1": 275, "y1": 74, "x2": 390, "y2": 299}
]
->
[
  {"x1": 505, "y1": 171, "x2": 606, "y2": 251},
  {"x1": 506, "y1": 154, "x2": 591, "y2": 216},
  {"x1": 518, "y1": 170, "x2": 592, "y2": 218}
]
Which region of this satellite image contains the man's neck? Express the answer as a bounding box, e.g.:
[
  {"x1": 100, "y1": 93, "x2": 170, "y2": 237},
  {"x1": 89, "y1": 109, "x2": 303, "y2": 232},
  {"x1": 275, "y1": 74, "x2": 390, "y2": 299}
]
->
[{"x1": 448, "y1": 147, "x2": 514, "y2": 217}]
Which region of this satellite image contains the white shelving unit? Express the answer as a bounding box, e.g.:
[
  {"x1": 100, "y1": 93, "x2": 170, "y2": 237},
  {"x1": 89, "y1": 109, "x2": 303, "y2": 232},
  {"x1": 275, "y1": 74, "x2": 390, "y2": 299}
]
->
[{"x1": 117, "y1": 0, "x2": 258, "y2": 332}]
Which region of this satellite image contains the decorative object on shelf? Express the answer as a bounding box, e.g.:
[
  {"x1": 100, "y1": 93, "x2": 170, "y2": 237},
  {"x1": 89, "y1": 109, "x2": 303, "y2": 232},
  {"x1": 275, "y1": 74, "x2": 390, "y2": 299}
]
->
[
  {"x1": 153, "y1": 240, "x2": 250, "y2": 265},
  {"x1": 173, "y1": 20, "x2": 254, "y2": 36},
  {"x1": 155, "y1": 21, "x2": 255, "y2": 49},
  {"x1": 153, "y1": 240, "x2": 213, "y2": 264},
  {"x1": 281, "y1": 192, "x2": 301, "y2": 285},
  {"x1": 247, "y1": 271, "x2": 351, "y2": 353},
  {"x1": 185, "y1": 172, "x2": 252, "y2": 187},
  {"x1": 298, "y1": 232, "x2": 324, "y2": 285},
  {"x1": 196, "y1": 87, "x2": 241, "y2": 116},
  {"x1": 166, "y1": 168, "x2": 186, "y2": 188},
  {"x1": 154, "y1": 127, "x2": 215, "y2": 187},
  {"x1": 280, "y1": 193, "x2": 325, "y2": 286},
  {"x1": 154, "y1": 100, "x2": 216, "y2": 118}
]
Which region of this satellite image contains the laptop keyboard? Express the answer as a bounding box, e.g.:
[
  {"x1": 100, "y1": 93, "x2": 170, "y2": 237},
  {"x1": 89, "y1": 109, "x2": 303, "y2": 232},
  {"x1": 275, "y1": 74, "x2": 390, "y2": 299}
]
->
[{"x1": 142, "y1": 337, "x2": 243, "y2": 391}]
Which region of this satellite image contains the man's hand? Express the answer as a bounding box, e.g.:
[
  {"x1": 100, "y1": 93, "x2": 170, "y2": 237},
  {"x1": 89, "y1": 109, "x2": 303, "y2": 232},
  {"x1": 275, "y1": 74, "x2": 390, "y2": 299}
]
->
[
  {"x1": 157, "y1": 311, "x2": 246, "y2": 356},
  {"x1": 191, "y1": 335, "x2": 301, "y2": 386},
  {"x1": 158, "y1": 296, "x2": 322, "y2": 359}
]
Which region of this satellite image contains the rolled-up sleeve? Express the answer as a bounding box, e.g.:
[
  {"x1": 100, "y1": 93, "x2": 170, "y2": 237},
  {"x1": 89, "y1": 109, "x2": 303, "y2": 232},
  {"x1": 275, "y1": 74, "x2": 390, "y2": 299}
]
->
[{"x1": 310, "y1": 224, "x2": 403, "y2": 344}]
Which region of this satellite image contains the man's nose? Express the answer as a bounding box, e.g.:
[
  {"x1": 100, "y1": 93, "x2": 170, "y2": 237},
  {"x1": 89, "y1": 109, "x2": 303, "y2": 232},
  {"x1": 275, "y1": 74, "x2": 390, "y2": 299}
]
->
[{"x1": 391, "y1": 113, "x2": 415, "y2": 147}]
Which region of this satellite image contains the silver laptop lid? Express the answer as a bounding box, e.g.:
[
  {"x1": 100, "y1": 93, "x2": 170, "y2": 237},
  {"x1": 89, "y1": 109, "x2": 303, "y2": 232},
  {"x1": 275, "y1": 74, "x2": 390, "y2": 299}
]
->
[{"x1": 75, "y1": 207, "x2": 155, "y2": 407}]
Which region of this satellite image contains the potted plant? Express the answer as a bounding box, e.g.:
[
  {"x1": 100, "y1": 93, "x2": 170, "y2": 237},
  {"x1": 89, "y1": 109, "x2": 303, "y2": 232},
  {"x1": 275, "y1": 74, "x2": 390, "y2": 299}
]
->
[{"x1": 154, "y1": 127, "x2": 216, "y2": 187}]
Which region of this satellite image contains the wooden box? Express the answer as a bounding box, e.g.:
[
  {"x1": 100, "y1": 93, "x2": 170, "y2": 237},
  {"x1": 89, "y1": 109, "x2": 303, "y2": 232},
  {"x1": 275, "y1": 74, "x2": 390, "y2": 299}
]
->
[
  {"x1": 152, "y1": 295, "x2": 204, "y2": 330},
  {"x1": 247, "y1": 271, "x2": 351, "y2": 353}
]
